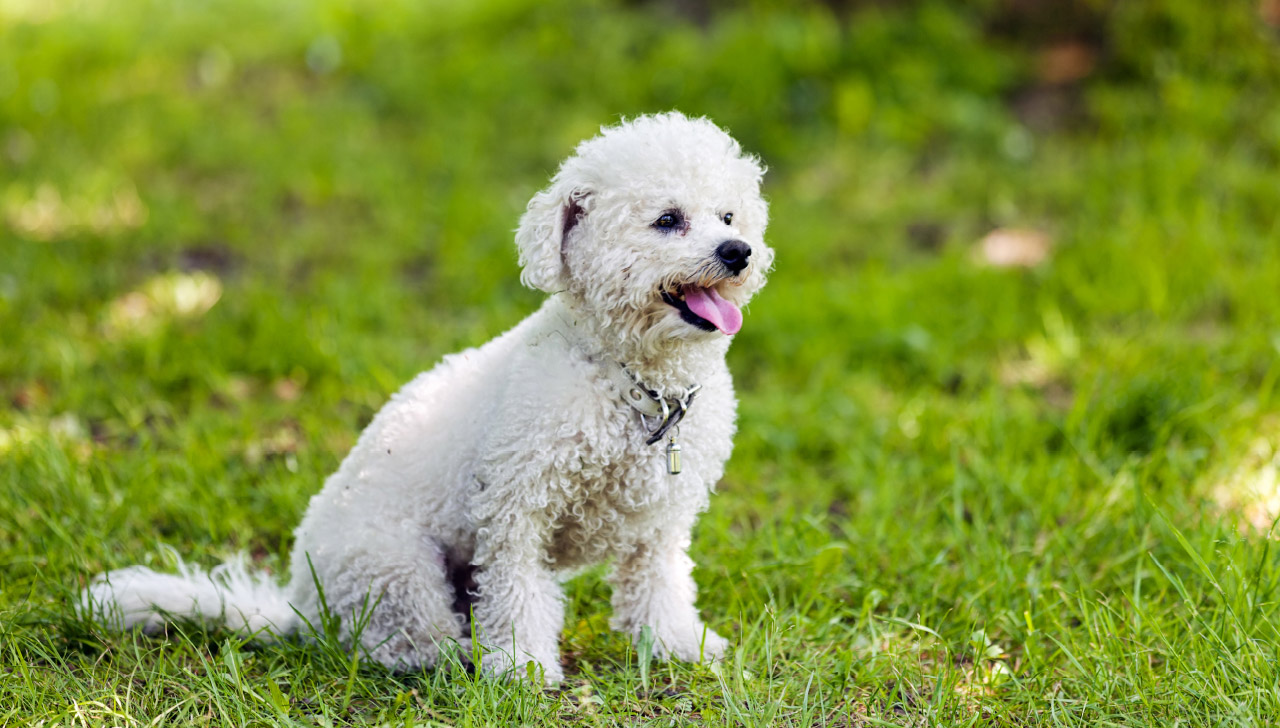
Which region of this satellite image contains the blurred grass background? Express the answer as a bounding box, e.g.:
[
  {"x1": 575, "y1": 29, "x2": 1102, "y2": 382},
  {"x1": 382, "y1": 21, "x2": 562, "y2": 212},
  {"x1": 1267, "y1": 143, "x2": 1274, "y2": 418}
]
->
[{"x1": 3, "y1": 0, "x2": 1280, "y2": 724}]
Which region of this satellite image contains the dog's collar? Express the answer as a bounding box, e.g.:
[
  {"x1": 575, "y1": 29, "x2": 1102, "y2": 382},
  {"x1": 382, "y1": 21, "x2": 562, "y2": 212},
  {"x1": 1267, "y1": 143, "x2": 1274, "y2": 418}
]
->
[{"x1": 605, "y1": 363, "x2": 700, "y2": 446}]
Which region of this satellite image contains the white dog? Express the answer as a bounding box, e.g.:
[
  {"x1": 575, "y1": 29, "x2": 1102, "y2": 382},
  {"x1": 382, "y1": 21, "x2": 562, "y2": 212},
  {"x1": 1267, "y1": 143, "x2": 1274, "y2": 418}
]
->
[{"x1": 84, "y1": 111, "x2": 773, "y2": 683}]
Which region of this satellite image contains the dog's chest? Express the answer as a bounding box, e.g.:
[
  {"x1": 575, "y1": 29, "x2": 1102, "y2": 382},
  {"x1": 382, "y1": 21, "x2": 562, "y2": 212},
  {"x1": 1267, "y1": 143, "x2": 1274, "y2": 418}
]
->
[{"x1": 544, "y1": 447, "x2": 683, "y2": 568}]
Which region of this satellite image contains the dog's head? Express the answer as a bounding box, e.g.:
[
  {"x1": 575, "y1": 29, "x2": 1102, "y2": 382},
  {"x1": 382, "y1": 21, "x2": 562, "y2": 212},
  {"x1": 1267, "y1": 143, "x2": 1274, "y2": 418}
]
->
[{"x1": 516, "y1": 112, "x2": 773, "y2": 347}]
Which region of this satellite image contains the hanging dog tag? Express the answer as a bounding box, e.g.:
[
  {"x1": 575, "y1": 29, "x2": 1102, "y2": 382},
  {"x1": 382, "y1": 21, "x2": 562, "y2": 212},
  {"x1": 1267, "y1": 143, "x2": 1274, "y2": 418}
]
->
[{"x1": 666, "y1": 435, "x2": 682, "y2": 475}]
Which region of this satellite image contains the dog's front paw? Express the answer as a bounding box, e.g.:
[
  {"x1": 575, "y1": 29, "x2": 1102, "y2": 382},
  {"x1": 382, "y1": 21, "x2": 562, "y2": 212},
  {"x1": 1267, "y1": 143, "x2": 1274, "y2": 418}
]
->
[
  {"x1": 696, "y1": 629, "x2": 729, "y2": 661},
  {"x1": 648, "y1": 625, "x2": 729, "y2": 664},
  {"x1": 480, "y1": 646, "x2": 564, "y2": 685}
]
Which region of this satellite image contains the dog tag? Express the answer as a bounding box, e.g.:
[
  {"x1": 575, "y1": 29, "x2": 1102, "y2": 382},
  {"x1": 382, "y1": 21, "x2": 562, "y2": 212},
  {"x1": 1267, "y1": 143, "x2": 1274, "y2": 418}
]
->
[{"x1": 666, "y1": 436, "x2": 682, "y2": 475}]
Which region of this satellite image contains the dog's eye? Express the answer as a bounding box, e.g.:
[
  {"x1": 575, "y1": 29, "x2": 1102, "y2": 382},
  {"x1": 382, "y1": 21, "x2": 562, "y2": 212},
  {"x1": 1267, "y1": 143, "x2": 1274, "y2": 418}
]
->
[
  {"x1": 722, "y1": 212, "x2": 733, "y2": 225},
  {"x1": 654, "y1": 212, "x2": 681, "y2": 229}
]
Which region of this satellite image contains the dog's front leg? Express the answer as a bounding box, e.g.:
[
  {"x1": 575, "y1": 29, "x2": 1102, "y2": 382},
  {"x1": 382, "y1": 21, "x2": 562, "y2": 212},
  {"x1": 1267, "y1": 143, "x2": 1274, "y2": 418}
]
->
[
  {"x1": 471, "y1": 515, "x2": 564, "y2": 684},
  {"x1": 609, "y1": 531, "x2": 728, "y2": 663}
]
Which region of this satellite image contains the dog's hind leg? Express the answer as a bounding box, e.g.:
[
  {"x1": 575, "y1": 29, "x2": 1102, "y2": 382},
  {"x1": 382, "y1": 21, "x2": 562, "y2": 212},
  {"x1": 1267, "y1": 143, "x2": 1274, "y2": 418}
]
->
[{"x1": 292, "y1": 535, "x2": 468, "y2": 672}]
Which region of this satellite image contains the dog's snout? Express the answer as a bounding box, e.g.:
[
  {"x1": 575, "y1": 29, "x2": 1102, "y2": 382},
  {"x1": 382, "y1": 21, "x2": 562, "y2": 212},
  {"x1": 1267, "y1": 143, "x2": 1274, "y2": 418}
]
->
[{"x1": 716, "y1": 240, "x2": 752, "y2": 274}]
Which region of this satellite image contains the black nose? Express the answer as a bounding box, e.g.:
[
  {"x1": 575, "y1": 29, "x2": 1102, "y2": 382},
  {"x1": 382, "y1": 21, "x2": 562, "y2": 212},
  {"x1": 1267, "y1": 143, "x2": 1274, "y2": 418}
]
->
[{"x1": 716, "y1": 239, "x2": 752, "y2": 274}]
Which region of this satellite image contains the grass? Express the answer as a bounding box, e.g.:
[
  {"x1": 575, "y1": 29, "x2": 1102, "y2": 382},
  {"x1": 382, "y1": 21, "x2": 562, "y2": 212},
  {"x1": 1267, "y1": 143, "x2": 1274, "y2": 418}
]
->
[{"x1": 3, "y1": 0, "x2": 1280, "y2": 724}]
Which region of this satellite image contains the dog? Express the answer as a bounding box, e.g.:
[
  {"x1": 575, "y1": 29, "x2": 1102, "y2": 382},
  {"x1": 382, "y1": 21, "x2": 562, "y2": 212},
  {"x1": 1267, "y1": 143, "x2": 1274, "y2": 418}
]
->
[{"x1": 83, "y1": 111, "x2": 773, "y2": 683}]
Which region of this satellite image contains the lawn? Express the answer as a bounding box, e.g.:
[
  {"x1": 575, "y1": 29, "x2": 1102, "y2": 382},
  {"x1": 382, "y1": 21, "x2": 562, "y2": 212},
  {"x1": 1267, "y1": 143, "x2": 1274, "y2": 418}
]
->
[{"x1": 3, "y1": 0, "x2": 1280, "y2": 725}]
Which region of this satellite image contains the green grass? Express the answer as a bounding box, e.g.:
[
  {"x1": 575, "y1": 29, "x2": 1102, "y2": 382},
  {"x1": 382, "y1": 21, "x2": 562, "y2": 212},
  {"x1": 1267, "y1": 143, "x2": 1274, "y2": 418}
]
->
[{"x1": 3, "y1": 0, "x2": 1280, "y2": 724}]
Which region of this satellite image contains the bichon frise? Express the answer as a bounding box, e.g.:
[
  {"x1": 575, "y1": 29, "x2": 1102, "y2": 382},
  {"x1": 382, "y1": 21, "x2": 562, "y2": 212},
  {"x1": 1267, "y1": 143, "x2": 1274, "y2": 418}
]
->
[{"x1": 83, "y1": 111, "x2": 773, "y2": 683}]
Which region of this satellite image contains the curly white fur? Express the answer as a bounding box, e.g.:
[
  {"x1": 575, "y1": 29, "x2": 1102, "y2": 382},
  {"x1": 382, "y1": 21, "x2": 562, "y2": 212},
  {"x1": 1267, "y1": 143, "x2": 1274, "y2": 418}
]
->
[{"x1": 82, "y1": 112, "x2": 773, "y2": 683}]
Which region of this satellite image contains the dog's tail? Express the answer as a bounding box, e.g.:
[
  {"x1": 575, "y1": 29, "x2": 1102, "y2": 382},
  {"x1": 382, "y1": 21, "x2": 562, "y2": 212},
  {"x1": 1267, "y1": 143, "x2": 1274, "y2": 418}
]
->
[{"x1": 81, "y1": 548, "x2": 297, "y2": 638}]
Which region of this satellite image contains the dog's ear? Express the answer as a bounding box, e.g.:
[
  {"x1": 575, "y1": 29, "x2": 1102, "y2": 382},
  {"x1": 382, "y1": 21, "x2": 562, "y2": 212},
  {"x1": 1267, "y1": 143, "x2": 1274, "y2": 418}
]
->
[{"x1": 515, "y1": 180, "x2": 589, "y2": 293}]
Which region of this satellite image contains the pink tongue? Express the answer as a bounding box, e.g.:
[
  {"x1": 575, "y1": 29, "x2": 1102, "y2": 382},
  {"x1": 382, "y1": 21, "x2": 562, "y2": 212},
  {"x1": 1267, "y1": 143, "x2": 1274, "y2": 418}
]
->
[{"x1": 682, "y1": 285, "x2": 743, "y2": 335}]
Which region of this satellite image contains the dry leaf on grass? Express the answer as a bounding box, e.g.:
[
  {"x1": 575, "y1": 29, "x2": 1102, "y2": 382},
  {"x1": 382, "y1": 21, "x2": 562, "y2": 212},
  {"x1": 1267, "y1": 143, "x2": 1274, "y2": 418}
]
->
[
  {"x1": 977, "y1": 228, "x2": 1052, "y2": 268},
  {"x1": 1037, "y1": 42, "x2": 1096, "y2": 84},
  {"x1": 1262, "y1": 0, "x2": 1280, "y2": 27}
]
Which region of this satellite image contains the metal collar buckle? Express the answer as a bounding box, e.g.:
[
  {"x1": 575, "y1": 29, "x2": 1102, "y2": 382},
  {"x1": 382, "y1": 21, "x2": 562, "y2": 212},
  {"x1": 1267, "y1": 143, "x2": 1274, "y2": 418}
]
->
[
  {"x1": 607, "y1": 363, "x2": 701, "y2": 446},
  {"x1": 638, "y1": 383, "x2": 700, "y2": 446}
]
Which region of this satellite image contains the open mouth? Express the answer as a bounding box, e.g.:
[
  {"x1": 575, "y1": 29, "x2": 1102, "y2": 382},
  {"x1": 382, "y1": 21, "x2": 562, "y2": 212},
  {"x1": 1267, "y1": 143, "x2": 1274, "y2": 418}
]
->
[{"x1": 661, "y1": 284, "x2": 743, "y2": 335}]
